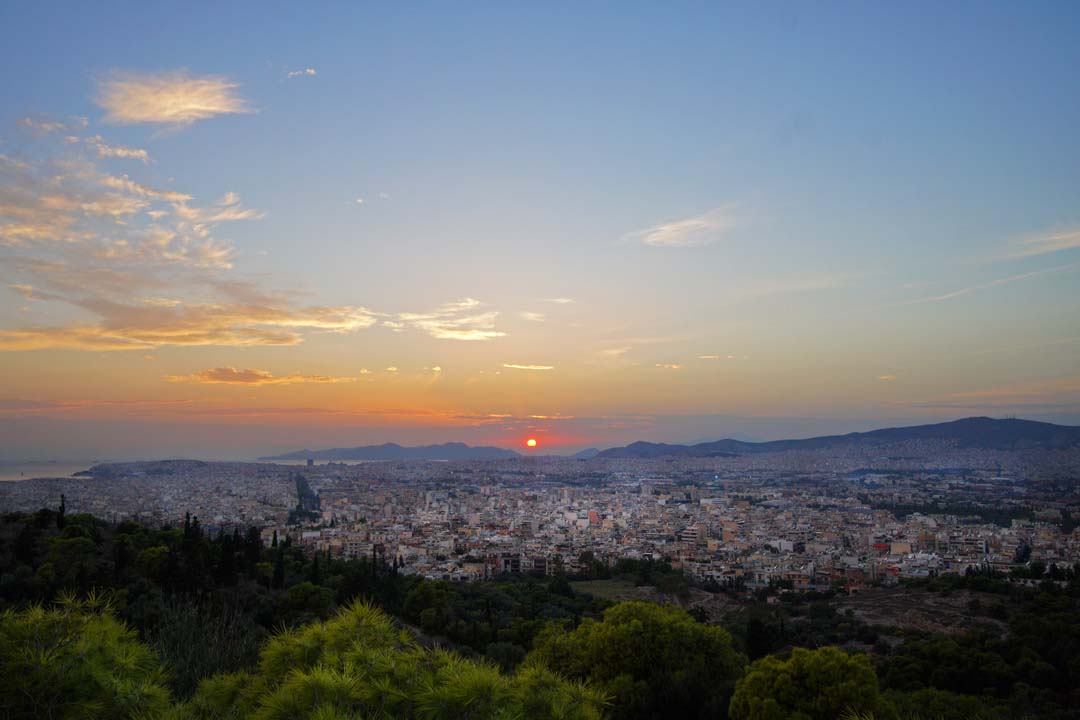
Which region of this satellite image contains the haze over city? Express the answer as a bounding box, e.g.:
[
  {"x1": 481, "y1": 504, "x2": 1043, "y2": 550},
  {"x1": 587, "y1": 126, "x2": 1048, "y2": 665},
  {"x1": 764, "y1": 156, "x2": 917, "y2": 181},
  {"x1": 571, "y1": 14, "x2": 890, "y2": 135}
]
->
[{"x1": 2, "y1": 3, "x2": 1079, "y2": 460}]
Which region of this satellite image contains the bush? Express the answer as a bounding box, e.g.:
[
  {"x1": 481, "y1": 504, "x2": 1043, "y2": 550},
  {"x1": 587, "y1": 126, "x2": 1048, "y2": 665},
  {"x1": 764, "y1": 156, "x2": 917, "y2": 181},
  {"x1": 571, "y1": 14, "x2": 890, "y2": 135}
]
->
[
  {"x1": 729, "y1": 646, "x2": 888, "y2": 720},
  {"x1": 528, "y1": 600, "x2": 745, "y2": 719},
  {"x1": 0, "y1": 594, "x2": 172, "y2": 719}
]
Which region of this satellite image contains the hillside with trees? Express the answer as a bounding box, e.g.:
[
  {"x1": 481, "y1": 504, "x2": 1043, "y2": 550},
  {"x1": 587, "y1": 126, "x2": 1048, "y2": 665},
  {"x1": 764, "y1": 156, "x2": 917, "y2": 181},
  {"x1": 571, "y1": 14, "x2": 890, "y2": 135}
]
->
[{"x1": 2, "y1": 508, "x2": 1080, "y2": 718}]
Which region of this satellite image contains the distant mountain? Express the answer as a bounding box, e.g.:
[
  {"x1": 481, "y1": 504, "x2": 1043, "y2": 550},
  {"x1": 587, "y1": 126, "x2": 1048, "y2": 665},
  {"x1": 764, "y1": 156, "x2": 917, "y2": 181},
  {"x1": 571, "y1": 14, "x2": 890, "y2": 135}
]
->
[
  {"x1": 570, "y1": 448, "x2": 601, "y2": 460},
  {"x1": 595, "y1": 417, "x2": 1080, "y2": 459},
  {"x1": 261, "y1": 442, "x2": 520, "y2": 462}
]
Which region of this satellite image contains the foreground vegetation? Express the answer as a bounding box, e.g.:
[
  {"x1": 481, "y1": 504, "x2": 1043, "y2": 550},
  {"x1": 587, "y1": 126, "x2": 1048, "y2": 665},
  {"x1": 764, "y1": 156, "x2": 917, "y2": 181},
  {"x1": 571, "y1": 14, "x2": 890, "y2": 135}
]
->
[{"x1": 2, "y1": 508, "x2": 1080, "y2": 718}]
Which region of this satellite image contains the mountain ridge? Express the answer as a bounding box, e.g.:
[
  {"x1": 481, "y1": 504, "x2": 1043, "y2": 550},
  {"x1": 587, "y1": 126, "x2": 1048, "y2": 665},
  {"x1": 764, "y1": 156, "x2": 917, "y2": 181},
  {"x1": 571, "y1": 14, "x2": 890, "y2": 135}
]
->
[{"x1": 595, "y1": 416, "x2": 1080, "y2": 458}]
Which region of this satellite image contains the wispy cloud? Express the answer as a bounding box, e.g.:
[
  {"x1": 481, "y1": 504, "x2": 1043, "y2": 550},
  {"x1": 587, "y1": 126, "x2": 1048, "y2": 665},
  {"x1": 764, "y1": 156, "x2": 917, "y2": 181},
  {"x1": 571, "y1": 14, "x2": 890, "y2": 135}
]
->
[
  {"x1": 398, "y1": 298, "x2": 506, "y2": 341},
  {"x1": 166, "y1": 367, "x2": 356, "y2": 385},
  {"x1": 503, "y1": 363, "x2": 554, "y2": 371},
  {"x1": 545, "y1": 297, "x2": 574, "y2": 304},
  {"x1": 885, "y1": 262, "x2": 1080, "y2": 308},
  {"x1": 878, "y1": 374, "x2": 897, "y2": 381},
  {"x1": 96, "y1": 70, "x2": 252, "y2": 126},
  {"x1": 286, "y1": 68, "x2": 317, "y2": 79},
  {"x1": 623, "y1": 206, "x2": 738, "y2": 248},
  {"x1": 1004, "y1": 227, "x2": 1080, "y2": 260},
  {"x1": 520, "y1": 311, "x2": 545, "y2": 322},
  {"x1": 655, "y1": 363, "x2": 682, "y2": 370},
  {"x1": 86, "y1": 136, "x2": 150, "y2": 163},
  {"x1": 101, "y1": 174, "x2": 191, "y2": 202},
  {"x1": 20, "y1": 116, "x2": 87, "y2": 134},
  {"x1": 900, "y1": 376, "x2": 1080, "y2": 409}
]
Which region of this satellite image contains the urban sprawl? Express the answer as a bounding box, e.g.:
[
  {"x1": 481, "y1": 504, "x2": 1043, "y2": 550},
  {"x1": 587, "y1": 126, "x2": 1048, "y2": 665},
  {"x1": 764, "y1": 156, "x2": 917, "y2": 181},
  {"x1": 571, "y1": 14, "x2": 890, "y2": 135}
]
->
[{"x1": 3, "y1": 442, "x2": 1078, "y2": 596}]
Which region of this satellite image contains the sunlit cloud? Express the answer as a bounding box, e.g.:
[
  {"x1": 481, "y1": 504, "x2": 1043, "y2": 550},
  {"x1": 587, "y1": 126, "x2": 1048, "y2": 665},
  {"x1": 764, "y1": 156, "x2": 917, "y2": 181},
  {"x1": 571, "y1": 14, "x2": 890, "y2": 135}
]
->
[
  {"x1": 286, "y1": 68, "x2": 317, "y2": 79},
  {"x1": 96, "y1": 70, "x2": 252, "y2": 126},
  {"x1": 86, "y1": 136, "x2": 150, "y2": 163},
  {"x1": 624, "y1": 206, "x2": 738, "y2": 247},
  {"x1": 101, "y1": 174, "x2": 190, "y2": 202},
  {"x1": 878, "y1": 374, "x2": 897, "y2": 381},
  {"x1": 655, "y1": 363, "x2": 682, "y2": 370},
  {"x1": 545, "y1": 297, "x2": 574, "y2": 304},
  {"x1": 166, "y1": 367, "x2": 356, "y2": 385},
  {"x1": 502, "y1": 363, "x2": 554, "y2": 371},
  {"x1": 520, "y1": 311, "x2": 545, "y2": 322},
  {"x1": 0, "y1": 141, "x2": 259, "y2": 271},
  {"x1": 0, "y1": 300, "x2": 379, "y2": 351},
  {"x1": 398, "y1": 298, "x2": 506, "y2": 341}
]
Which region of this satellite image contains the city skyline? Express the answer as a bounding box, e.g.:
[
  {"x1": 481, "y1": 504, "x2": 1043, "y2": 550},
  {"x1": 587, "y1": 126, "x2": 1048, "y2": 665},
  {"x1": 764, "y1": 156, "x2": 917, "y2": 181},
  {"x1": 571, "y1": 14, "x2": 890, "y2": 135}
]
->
[{"x1": 2, "y1": 3, "x2": 1080, "y2": 459}]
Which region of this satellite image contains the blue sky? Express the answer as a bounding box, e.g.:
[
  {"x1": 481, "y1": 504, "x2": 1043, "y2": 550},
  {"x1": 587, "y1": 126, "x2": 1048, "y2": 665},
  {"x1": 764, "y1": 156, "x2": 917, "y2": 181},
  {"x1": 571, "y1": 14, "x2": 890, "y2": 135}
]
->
[{"x1": 1, "y1": 2, "x2": 1079, "y2": 458}]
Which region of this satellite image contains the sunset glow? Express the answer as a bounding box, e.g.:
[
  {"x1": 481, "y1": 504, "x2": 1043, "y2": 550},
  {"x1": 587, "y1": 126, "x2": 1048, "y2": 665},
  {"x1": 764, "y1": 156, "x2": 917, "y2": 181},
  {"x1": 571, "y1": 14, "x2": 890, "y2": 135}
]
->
[{"x1": 1, "y1": 5, "x2": 1079, "y2": 461}]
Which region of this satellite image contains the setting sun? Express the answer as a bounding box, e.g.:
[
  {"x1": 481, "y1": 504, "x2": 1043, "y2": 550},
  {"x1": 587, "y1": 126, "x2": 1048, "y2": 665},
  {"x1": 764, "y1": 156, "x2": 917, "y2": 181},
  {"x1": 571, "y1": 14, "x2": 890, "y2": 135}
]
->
[{"x1": 526, "y1": 438, "x2": 538, "y2": 448}]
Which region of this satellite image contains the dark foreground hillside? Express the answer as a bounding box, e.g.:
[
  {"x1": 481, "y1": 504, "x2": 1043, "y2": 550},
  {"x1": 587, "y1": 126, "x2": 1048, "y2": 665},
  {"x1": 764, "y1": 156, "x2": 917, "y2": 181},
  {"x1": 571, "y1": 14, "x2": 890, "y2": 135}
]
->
[{"x1": 2, "y1": 509, "x2": 1080, "y2": 719}]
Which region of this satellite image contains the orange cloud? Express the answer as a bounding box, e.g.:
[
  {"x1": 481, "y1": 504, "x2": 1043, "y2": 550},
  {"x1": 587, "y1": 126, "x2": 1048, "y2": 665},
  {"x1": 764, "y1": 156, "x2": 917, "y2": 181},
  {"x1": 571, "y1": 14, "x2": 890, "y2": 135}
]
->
[{"x1": 166, "y1": 367, "x2": 357, "y2": 385}]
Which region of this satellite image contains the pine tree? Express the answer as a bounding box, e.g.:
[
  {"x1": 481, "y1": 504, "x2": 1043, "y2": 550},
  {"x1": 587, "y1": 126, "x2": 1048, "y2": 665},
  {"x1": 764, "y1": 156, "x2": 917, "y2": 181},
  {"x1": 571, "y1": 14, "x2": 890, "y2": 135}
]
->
[{"x1": 272, "y1": 551, "x2": 285, "y2": 589}]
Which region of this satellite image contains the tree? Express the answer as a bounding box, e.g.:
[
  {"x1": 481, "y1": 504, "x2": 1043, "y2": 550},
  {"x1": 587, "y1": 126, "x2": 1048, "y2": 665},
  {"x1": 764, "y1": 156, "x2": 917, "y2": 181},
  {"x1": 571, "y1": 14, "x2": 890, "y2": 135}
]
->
[
  {"x1": 528, "y1": 600, "x2": 745, "y2": 719},
  {"x1": 728, "y1": 646, "x2": 888, "y2": 720},
  {"x1": 0, "y1": 594, "x2": 171, "y2": 719},
  {"x1": 176, "y1": 600, "x2": 605, "y2": 720}
]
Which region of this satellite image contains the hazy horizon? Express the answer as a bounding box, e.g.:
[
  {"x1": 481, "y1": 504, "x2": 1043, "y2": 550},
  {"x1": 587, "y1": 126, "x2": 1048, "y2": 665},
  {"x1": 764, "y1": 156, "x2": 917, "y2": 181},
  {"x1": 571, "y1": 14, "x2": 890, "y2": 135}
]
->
[
  {"x1": 3, "y1": 4, "x2": 1079, "y2": 459},
  {"x1": 4, "y1": 412, "x2": 1080, "y2": 463}
]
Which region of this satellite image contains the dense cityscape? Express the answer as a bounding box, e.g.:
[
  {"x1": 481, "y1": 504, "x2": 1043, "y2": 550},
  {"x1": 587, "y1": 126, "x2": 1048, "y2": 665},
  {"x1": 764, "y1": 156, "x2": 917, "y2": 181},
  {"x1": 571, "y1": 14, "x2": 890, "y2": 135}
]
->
[{"x1": 5, "y1": 434, "x2": 1078, "y2": 598}]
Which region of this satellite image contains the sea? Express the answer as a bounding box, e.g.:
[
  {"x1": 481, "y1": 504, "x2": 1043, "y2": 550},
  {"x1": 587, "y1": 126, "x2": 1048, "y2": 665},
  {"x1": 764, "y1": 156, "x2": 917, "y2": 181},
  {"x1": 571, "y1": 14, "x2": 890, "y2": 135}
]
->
[{"x1": 0, "y1": 461, "x2": 96, "y2": 482}]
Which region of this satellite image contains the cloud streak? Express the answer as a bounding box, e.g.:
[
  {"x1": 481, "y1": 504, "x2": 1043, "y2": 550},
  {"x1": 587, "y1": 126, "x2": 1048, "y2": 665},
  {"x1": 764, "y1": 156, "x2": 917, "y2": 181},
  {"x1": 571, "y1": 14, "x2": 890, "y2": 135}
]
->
[
  {"x1": 886, "y1": 262, "x2": 1080, "y2": 308},
  {"x1": 624, "y1": 206, "x2": 738, "y2": 247},
  {"x1": 503, "y1": 363, "x2": 554, "y2": 371},
  {"x1": 1005, "y1": 227, "x2": 1080, "y2": 260},
  {"x1": 166, "y1": 367, "x2": 356, "y2": 385}
]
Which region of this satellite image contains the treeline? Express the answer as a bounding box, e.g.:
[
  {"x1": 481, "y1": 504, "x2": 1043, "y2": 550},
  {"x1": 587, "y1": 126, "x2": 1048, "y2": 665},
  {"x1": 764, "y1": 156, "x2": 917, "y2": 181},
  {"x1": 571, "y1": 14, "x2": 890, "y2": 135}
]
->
[
  {"x1": 0, "y1": 508, "x2": 603, "y2": 696},
  {"x1": 858, "y1": 497, "x2": 1035, "y2": 528},
  {"x1": 3, "y1": 508, "x2": 1080, "y2": 719}
]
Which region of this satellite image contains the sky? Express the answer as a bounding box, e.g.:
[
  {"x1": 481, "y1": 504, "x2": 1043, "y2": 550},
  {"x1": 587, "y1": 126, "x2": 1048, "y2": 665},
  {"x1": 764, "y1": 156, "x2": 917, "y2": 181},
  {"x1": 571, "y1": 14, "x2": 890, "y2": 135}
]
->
[{"x1": 1, "y1": 2, "x2": 1079, "y2": 460}]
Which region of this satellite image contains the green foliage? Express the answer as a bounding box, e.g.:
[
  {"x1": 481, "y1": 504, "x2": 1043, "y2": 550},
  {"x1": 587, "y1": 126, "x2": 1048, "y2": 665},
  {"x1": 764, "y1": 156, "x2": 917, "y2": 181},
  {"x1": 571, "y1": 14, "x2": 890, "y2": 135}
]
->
[
  {"x1": 176, "y1": 600, "x2": 607, "y2": 720},
  {"x1": 728, "y1": 646, "x2": 887, "y2": 720},
  {"x1": 529, "y1": 600, "x2": 745, "y2": 720},
  {"x1": 399, "y1": 575, "x2": 607, "y2": 656},
  {"x1": 0, "y1": 594, "x2": 171, "y2": 719},
  {"x1": 883, "y1": 687, "x2": 1005, "y2": 720}
]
